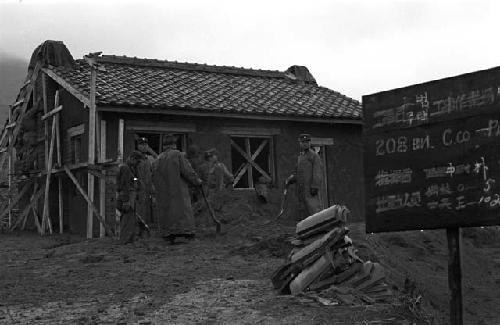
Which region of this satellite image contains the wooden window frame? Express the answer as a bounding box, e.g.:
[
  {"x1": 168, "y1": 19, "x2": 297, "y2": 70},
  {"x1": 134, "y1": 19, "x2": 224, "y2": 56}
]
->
[
  {"x1": 230, "y1": 135, "x2": 275, "y2": 189},
  {"x1": 67, "y1": 124, "x2": 85, "y2": 165}
]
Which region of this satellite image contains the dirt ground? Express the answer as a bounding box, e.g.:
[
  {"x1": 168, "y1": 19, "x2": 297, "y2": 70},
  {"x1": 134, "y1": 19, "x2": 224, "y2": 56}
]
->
[{"x1": 0, "y1": 191, "x2": 499, "y2": 324}]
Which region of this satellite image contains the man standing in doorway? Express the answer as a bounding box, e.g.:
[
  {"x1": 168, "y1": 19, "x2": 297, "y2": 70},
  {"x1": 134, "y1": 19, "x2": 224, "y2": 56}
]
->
[
  {"x1": 116, "y1": 151, "x2": 144, "y2": 244},
  {"x1": 153, "y1": 134, "x2": 203, "y2": 244},
  {"x1": 285, "y1": 134, "x2": 324, "y2": 220}
]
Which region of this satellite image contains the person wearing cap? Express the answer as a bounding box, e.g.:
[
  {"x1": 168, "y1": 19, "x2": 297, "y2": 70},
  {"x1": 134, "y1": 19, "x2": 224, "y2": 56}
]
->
[
  {"x1": 199, "y1": 148, "x2": 234, "y2": 221},
  {"x1": 135, "y1": 137, "x2": 156, "y2": 226},
  {"x1": 285, "y1": 133, "x2": 324, "y2": 220},
  {"x1": 116, "y1": 150, "x2": 145, "y2": 244},
  {"x1": 152, "y1": 134, "x2": 203, "y2": 244}
]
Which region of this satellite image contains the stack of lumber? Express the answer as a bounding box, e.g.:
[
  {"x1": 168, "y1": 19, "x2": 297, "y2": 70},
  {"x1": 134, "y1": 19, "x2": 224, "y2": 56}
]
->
[{"x1": 271, "y1": 205, "x2": 392, "y2": 304}]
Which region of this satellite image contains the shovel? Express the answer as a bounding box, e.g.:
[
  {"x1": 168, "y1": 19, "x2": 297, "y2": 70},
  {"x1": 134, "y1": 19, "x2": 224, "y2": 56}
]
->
[
  {"x1": 200, "y1": 188, "x2": 222, "y2": 234},
  {"x1": 263, "y1": 183, "x2": 289, "y2": 225}
]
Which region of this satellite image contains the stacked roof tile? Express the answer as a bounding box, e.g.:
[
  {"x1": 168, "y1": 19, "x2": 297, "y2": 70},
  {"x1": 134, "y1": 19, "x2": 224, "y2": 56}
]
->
[{"x1": 46, "y1": 55, "x2": 362, "y2": 120}]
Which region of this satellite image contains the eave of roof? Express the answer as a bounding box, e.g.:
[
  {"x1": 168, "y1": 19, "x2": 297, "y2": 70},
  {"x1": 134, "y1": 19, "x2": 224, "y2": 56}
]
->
[{"x1": 97, "y1": 105, "x2": 363, "y2": 124}]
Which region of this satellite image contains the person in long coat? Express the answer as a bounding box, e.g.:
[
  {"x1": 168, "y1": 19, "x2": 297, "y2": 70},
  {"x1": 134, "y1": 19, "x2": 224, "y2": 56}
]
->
[
  {"x1": 135, "y1": 137, "x2": 156, "y2": 225},
  {"x1": 285, "y1": 134, "x2": 324, "y2": 220},
  {"x1": 153, "y1": 134, "x2": 202, "y2": 243},
  {"x1": 116, "y1": 151, "x2": 143, "y2": 244}
]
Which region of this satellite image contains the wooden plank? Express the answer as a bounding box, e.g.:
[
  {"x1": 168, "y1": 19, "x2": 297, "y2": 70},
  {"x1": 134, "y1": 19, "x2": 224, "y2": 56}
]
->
[
  {"x1": 97, "y1": 105, "x2": 364, "y2": 125},
  {"x1": 41, "y1": 105, "x2": 62, "y2": 121},
  {"x1": 67, "y1": 124, "x2": 85, "y2": 137},
  {"x1": 245, "y1": 138, "x2": 253, "y2": 188},
  {"x1": 230, "y1": 138, "x2": 272, "y2": 182},
  {"x1": 41, "y1": 115, "x2": 56, "y2": 235},
  {"x1": 447, "y1": 227, "x2": 464, "y2": 325},
  {"x1": 99, "y1": 118, "x2": 106, "y2": 238},
  {"x1": 31, "y1": 182, "x2": 43, "y2": 234},
  {"x1": 20, "y1": 79, "x2": 30, "y2": 89},
  {"x1": 56, "y1": 107, "x2": 63, "y2": 234},
  {"x1": 87, "y1": 65, "x2": 97, "y2": 239},
  {"x1": 310, "y1": 137, "x2": 334, "y2": 146},
  {"x1": 233, "y1": 163, "x2": 250, "y2": 187},
  {"x1": 7, "y1": 103, "x2": 13, "y2": 228},
  {"x1": 0, "y1": 182, "x2": 31, "y2": 221},
  {"x1": 220, "y1": 126, "x2": 280, "y2": 136},
  {"x1": 64, "y1": 166, "x2": 113, "y2": 236},
  {"x1": 126, "y1": 122, "x2": 196, "y2": 133},
  {"x1": 11, "y1": 186, "x2": 43, "y2": 231},
  {"x1": 42, "y1": 68, "x2": 91, "y2": 107},
  {"x1": 12, "y1": 99, "x2": 24, "y2": 108},
  {"x1": 117, "y1": 118, "x2": 124, "y2": 163}
]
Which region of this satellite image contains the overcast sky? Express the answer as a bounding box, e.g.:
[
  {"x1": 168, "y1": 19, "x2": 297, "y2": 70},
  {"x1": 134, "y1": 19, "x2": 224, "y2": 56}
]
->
[{"x1": 1, "y1": 0, "x2": 500, "y2": 100}]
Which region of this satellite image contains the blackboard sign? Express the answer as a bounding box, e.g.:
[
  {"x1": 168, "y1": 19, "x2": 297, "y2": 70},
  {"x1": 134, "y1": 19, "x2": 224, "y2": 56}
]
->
[{"x1": 363, "y1": 66, "x2": 500, "y2": 233}]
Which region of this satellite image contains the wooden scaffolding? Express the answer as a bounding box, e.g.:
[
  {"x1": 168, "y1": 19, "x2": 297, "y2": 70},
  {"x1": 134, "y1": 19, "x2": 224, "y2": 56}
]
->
[{"x1": 0, "y1": 54, "x2": 116, "y2": 238}]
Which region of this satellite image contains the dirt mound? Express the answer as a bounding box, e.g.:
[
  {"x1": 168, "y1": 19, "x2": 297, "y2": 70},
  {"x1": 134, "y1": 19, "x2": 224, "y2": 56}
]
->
[{"x1": 231, "y1": 233, "x2": 294, "y2": 258}]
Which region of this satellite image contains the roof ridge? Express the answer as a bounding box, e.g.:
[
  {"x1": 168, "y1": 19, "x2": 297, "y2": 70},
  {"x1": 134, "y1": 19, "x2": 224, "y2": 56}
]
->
[{"x1": 96, "y1": 55, "x2": 286, "y2": 79}]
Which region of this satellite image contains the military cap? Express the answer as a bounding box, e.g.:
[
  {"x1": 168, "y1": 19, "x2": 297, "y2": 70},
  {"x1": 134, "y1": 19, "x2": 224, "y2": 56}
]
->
[
  {"x1": 137, "y1": 137, "x2": 148, "y2": 144},
  {"x1": 298, "y1": 133, "x2": 312, "y2": 142},
  {"x1": 204, "y1": 148, "x2": 218, "y2": 159}
]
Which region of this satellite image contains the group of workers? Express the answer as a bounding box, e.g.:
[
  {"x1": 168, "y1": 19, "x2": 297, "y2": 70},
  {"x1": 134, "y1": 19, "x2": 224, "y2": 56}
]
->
[
  {"x1": 116, "y1": 134, "x2": 234, "y2": 244},
  {"x1": 116, "y1": 132, "x2": 325, "y2": 245}
]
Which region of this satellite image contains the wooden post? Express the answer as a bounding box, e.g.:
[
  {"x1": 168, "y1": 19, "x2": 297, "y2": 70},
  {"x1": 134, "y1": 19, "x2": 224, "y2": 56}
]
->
[
  {"x1": 116, "y1": 118, "x2": 124, "y2": 237},
  {"x1": 7, "y1": 105, "x2": 13, "y2": 228},
  {"x1": 55, "y1": 94, "x2": 63, "y2": 234},
  {"x1": 64, "y1": 166, "x2": 113, "y2": 236},
  {"x1": 447, "y1": 227, "x2": 464, "y2": 325},
  {"x1": 245, "y1": 137, "x2": 253, "y2": 188},
  {"x1": 42, "y1": 73, "x2": 49, "y2": 168},
  {"x1": 99, "y1": 118, "x2": 106, "y2": 238},
  {"x1": 87, "y1": 63, "x2": 97, "y2": 239},
  {"x1": 41, "y1": 115, "x2": 56, "y2": 235},
  {"x1": 117, "y1": 118, "x2": 124, "y2": 163}
]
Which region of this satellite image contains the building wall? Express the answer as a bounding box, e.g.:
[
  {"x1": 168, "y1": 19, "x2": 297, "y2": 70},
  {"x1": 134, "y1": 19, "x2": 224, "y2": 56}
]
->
[{"x1": 100, "y1": 112, "x2": 364, "y2": 223}]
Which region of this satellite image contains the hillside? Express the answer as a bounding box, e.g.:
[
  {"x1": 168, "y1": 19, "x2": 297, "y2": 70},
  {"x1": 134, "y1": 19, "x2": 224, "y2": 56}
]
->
[{"x1": 0, "y1": 52, "x2": 28, "y2": 125}]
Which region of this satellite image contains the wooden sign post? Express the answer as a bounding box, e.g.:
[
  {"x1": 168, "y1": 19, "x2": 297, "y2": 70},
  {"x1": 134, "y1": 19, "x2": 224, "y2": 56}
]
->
[{"x1": 363, "y1": 66, "x2": 500, "y2": 325}]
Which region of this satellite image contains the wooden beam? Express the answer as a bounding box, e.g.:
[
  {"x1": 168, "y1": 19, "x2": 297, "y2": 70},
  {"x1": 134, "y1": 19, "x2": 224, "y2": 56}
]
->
[
  {"x1": 7, "y1": 102, "x2": 13, "y2": 228},
  {"x1": 11, "y1": 186, "x2": 43, "y2": 231},
  {"x1": 126, "y1": 122, "x2": 196, "y2": 133},
  {"x1": 87, "y1": 65, "x2": 97, "y2": 239},
  {"x1": 0, "y1": 182, "x2": 31, "y2": 221},
  {"x1": 98, "y1": 105, "x2": 364, "y2": 125},
  {"x1": 30, "y1": 182, "x2": 43, "y2": 234},
  {"x1": 55, "y1": 99, "x2": 63, "y2": 234},
  {"x1": 12, "y1": 99, "x2": 24, "y2": 108},
  {"x1": 245, "y1": 138, "x2": 253, "y2": 188},
  {"x1": 41, "y1": 115, "x2": 56, "y2": 235},
  {"x1": 220, "y1": 126, "x2": 280, "y2": 136},
  {"x1": 99, "y1": 118, "x2": 106, "y2": 238},
  {"x1": 20, "y1": 79, "x2": 30, "y2": 90},
  {"x1": 64, "y1": 166, "x2": 113, "y2": 236},
  {"x1": 42, "y1": 68, "x2": 91, "y2": 107},
  {"x1": 117, "y1": 118, "x2": 124, "y2": 163},
  {"x1": 230, "y1": 138, "x2": 272, "y2": 183},
  {"x1": 41, "y1": 105, "x2": 62, "y2": 121}
]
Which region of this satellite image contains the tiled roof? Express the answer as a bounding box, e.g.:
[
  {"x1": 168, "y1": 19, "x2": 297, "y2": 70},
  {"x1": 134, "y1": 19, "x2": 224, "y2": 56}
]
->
[{"x1": 46, "y1": 55, "x2": 362, "y2": 121}]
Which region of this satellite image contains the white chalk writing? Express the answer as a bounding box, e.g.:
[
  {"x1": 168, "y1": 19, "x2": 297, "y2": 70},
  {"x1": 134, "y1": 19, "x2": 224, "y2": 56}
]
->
[
  {"x1": 375, "y1": 191, "x2": 421, "y2": 213},
  {"x1": 423, "y1": 163, "x2": 471, "y2": 179},
  {"x1": 425, "y1": 183, "x2": 452, "y2": 198},
  {"x1": 430, "y1": 87, "x2": 494, "y2": 118},
  {"x1": 372, "y1": 87, "x2": 496, "y2": 129},
  {"x1": 375, "y1": 169, "x2": 413, "y2": 187}
]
